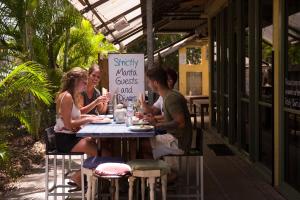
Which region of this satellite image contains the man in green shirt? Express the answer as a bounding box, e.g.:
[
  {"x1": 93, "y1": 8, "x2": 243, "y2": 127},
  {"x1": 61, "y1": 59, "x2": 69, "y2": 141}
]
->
[{"x1": 146, "y1": 67, "x2": 193, "y2": 154}]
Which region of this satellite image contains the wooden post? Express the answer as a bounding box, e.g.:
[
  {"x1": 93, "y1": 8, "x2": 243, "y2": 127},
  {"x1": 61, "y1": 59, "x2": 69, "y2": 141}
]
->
[
  {"x1": 99, "y1": 57, "x2": 109, "y2": 90},
  {"x1": 146, "y1": 0, "x2": 154, "y2": 103},
  {"x1": 146, "y1": 0, "x2": 153, "y2": 70}
]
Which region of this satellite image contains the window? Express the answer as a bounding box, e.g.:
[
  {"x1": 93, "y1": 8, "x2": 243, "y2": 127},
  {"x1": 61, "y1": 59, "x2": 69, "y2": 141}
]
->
[
  {"x1": 284, "y1": 0, "x2": 300, "y2": 193},
  {"x1": 186, "y1": 47, "x2": 201, "y2": 65},
  {"x1": 186, "y1": 72, "x2": 202, "y2": 95}
]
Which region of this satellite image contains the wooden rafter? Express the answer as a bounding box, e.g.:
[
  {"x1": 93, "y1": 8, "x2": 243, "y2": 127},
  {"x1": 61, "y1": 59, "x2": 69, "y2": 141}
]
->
[
  {"x1": 80, "y1": 0, "x2": 109, "y2": 14},
  {"x1": 83, "y1": 0, "x2": 117, "y2": 41},
  {"x1": 114, "y1": 25, "x2": 144, "y2": 44},
  {"x1": 103, "y1": 14, "x2": 143, "y2": 36},
  {"x1": 96, "y1": 4, "x2": 141, "y2": 30}
]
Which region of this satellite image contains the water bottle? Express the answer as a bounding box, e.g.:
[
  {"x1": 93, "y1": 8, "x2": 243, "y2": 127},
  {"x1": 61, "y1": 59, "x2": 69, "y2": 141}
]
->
[
  {"x1": 126, "y1": 99, "x2": 134, "y2": 127},
  {"x1": 112, "y1": 93, "x2": 118, "y2": 121}
]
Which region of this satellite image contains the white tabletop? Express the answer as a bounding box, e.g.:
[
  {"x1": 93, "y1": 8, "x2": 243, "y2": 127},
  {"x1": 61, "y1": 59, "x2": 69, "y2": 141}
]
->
[{"x1": 76, "y1": 123, "x2": 155, "y2": 138}]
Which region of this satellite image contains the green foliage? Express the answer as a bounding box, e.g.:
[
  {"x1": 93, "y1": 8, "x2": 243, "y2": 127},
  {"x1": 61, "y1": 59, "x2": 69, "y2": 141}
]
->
[
  {"x1": 186, "y1": 47, "x2": 201, "y2": 65},
  {"x1": 0, "y1": 61, "x2": 53, "y2": 135},
  {"x1": 57, "y1": 19, "x2": 117, "y2": 70},
  {"x1": 288, "y1": 43, "x2": 300, "y2": 65},
  {"x1": 0, "y1": 142, "x2": 8, "y2": 162},
  {"x1": 262, "y1": 41, "x2": 272, "y2": 63}
]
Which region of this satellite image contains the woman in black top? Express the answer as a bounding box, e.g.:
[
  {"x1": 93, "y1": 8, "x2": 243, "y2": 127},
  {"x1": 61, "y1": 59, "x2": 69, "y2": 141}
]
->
[{"x1": 79, "y1": 64, "x2": 109, "y2": 115}]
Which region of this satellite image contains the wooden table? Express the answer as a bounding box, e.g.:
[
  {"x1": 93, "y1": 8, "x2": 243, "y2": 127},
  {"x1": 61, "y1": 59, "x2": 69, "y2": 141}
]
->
[
  {"x1": 185, "y1": 95, "x2": 209, "y2": 129},
  {"x1": 185, "y1": 95, "x2": 209, "y2": 111}
]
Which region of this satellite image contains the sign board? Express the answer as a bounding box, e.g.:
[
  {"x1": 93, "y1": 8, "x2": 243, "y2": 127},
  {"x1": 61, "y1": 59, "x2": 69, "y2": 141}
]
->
[{"x1": 108, "y1": 53, "x2": 144, "y2": 104}]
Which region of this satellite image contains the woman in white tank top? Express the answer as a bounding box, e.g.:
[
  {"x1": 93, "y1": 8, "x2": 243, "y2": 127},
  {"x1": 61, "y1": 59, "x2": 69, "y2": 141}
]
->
[{"x1": 54, "y1": 67, "x2": 98, "y2": 188}]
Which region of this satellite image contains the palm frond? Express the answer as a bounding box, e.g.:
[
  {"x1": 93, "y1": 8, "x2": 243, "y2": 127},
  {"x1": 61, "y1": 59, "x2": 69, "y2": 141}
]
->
[{"x1": 0, "y1": 61, "x2": 53, "y2": 105}]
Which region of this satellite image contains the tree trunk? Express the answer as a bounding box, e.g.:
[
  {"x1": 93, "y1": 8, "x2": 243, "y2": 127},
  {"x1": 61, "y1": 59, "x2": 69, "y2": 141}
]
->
[
  {"x1": 63, "y1": 27, "x2": 70, "y2": 71},
  {"x1": 48, "y1": 33, "x2": 55, "y2": 69}
]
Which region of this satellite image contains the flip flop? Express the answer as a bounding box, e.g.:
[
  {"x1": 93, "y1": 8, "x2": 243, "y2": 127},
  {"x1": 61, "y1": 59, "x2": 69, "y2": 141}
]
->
[
  {"x1": 68, "y1": 186, "x2": 81, "y2": 193},
  {"x1": 68, "y1": 186, "x2": 88, "y2": 193},
  {"x1": 67, "y1": 181, "x2": 78, "y2": 187}
]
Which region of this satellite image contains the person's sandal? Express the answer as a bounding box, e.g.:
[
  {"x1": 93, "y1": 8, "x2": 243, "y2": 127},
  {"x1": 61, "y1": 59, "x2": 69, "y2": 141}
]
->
[
  {"x1": 68, "y1": 185, "x2": 88, "y2": 193},
  {"x1": 67, "y1": 181, "x2": 78, "y2": 187},
  {"x1": 68, "y1": 186, "x2": 81, "y2": 192}
]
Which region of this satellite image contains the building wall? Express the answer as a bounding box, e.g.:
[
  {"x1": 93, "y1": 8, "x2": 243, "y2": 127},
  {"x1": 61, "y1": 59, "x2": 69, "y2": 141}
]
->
[
  {"x1": 178, "y1": 42, "x2": 209, "y2": 96},
  {"x1": 206, "y1": 0, "x2": 300, "y2": 199}
]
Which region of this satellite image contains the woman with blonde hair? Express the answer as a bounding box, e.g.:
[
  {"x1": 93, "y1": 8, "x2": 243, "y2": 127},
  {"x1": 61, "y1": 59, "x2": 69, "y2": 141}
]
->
[{"x1": 54, "y1": 67, "x2": 98, "y2": 188}]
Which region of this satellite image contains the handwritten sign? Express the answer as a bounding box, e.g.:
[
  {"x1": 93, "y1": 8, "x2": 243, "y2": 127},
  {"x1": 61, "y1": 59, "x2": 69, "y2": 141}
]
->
[{"x1": 108, "y1": 54, "x2": 144, "y2": 104}]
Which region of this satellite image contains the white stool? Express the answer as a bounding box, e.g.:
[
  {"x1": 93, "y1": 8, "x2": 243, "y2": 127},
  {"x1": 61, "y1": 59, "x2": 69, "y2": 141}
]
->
[
  {"x1": 127, "y1": 159, "x2": 170, "y2": 200},
  {"x1": 82, "y1": 157, "x2": 129, "y2": 200},
  {"x1": 44, "y1": 127, "x2": 84, "y2": 200}
]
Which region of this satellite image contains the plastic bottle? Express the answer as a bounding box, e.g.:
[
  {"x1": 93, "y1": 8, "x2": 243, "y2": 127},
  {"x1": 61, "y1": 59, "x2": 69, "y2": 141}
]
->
[
  {"x1": 112, "y1": 93, "x2": 118, "y2": 121},
  {"x1": 126, "y1": 99, "x2": 134, "y2": 127}
]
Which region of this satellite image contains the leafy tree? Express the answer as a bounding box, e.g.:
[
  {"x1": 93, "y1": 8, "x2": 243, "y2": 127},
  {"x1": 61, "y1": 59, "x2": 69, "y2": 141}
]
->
[
  {"x1": 57, "y1": 19, "x2": 116, "y2": 70},
  {"x1": 0, "y1": 61, "x2": 53, "y2": 163}
]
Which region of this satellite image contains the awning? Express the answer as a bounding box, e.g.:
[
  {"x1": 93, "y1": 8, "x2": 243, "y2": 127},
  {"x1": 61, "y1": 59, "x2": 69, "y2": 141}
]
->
[
  {"x1": 68, "y1": 0, "x2": 208, "y2": 47},
  {"x1": 68, "y1": 0, "x2": 143, "y2": 47},
  {"x1": 145, "y1": 34, "x2": 196, "y2": 64}
]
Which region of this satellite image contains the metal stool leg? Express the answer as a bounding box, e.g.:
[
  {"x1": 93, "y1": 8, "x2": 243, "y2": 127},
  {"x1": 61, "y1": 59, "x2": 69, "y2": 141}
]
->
[
  {"x1": 54, "y1": 155, "x2": 57, "y2": 200},
  {"x1": 81, "y1": 155, "x2": 85, "y2": 200},
  {"x1": 200, "y1": 156, "x2": 204, "y2": 200},
  {"x1": 45, "y1": 155, "x2": 49, "y2": 200},
  {"x1": 62, "y1": 155, "x2": 65, "y2": 199}
]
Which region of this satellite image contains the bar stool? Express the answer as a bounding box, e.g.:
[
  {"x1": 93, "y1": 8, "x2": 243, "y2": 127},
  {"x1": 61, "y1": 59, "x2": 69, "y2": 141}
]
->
[
  {"x1": 94, "y1": 162, "x2": 132, "y2": 200},
  {"x1": 82, "y1": 156, "x2": 125, "y2": 200},
  {"x1": 127, "y1": 159, "x2": 170, "y2": 200},
  {"x1": 44, "y1": 127, "x2": 84, "y2": 200}
]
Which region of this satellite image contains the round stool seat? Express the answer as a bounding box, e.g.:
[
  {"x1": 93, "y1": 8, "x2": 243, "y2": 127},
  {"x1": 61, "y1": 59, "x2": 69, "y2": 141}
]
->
[
  {"x1": 94, "y1": 162, "x2": 132, "y2": 177},
  {"x1": 127, "y1": 159, "x2": 170, "y2": 175},
  {"x1": 83, "y1": 156, "x2": 124, "y2": 169}
]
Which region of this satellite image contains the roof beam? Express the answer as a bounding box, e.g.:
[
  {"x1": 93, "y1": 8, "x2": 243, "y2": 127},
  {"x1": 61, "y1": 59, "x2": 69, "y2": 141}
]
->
[
  {"x1": 83, "y1": 0, "x2": 117, "y2": 41},
  {"x1": 156, "y1": 29, "x2": 195, "y2": 33},
  {"x1": 114, "y1": 25, "x2": 144, "y2": 44},
  {"x1": 103, "y1": 14, "x2": 143, "y2": 36},
  {"x1": 80, "y1": 0, "x2": 109, "y2": 14},
  {"x1": 96, "y1": 4, "x2": 141, "y2": 30}
]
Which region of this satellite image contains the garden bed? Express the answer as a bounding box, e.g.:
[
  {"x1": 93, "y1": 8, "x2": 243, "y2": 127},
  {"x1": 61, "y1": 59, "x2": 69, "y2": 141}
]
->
[{"x1": 0, "y1": 133, "x2": 44, "y2": 193}]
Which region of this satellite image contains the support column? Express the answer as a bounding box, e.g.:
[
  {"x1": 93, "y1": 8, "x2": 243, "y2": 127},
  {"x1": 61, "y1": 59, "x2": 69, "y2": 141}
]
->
[
  {"x1": 208, "y1": 17, "x2": 213, "y2": 129},
  {"x1": 146, "y1": 0, "x2": 154, "y2": 104},
  {"x1": 146, "y1": 0, "x2": 154, "y2": 70},
  {"x1": 228, "y1": 1, "x2": 236, "y2": 144},
  {"x1": 236, "y1": 0, "x2": 243, "y2": 148},
  {"x1": 248, "y1": 0, "x2": 256, "y2": 161},
  {"x1": 273, "y1": 0, "x2": 284, "y2": 188}
]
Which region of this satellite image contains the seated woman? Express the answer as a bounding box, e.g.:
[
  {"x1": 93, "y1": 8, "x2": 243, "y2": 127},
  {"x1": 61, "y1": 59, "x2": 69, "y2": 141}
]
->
[
  {"x1": 54, "y1": 67, "x2": 99, "y2": 188},
  {"x1": 79, "y1": 64, "x2": 109, "y2": 115},
  {"x1": 79, "y1": 64, "x2": 115, "y2": 157}
]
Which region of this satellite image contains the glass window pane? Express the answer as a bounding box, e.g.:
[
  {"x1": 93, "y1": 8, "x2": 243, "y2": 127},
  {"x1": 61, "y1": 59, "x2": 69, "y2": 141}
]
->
[
  {"x1": 284, "y1": 112, "x2": 300, "y2": 191},
  {"x1": 243, "y1": 0, "x2": 249, "y2": 97},
  {"x1": 259, "y1": 106, "x2": 273, "y2": 170},
  {"x1": 284, "y1": 0, "x2": 300, "y2": 193},
  {"x1": 241, "y1": 101, "x2": 250, "y2": 152},
  {"x1": 186, "y1": 72, "x2": 202, "y2": 95},
  {"x1": 186, "y1": 47, "x2": 201, "y2": 65},
  {"x1": 285, "y1": 0, "x2": 300, "y2": 111}
]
